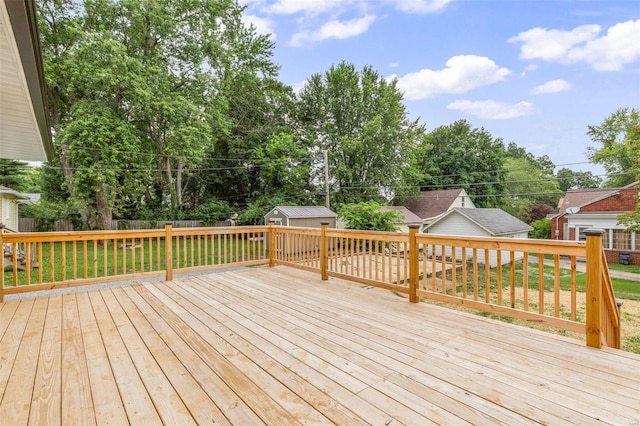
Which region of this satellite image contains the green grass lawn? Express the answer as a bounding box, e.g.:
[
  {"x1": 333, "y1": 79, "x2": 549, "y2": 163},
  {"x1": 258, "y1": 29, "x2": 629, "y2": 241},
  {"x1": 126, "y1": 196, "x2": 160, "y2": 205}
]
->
[
  {"x1": 4, "y1": 236, "x2": 265, "y2": 286},
  {"x1": 607, "y1": 262, "x2": 640, "y2": 274},
  {"x1": 439, "y1": 261, "x2": 640, "y2": 302}
]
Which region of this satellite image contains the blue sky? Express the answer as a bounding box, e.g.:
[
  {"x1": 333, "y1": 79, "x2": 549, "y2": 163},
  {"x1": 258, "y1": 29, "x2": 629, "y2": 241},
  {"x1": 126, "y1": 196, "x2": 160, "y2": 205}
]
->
[{"x1": 240, "y1": 0, "x2": 640, "y2": 177}]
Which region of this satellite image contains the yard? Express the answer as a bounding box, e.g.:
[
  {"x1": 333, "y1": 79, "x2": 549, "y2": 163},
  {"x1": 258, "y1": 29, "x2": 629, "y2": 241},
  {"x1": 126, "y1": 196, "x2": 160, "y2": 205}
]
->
[
  {"x1": 432, "y1": 260, "x2": 640, "y2": 354},
  {"x1": 3, "y1": 236, "x2": 265, "y2": 285}
]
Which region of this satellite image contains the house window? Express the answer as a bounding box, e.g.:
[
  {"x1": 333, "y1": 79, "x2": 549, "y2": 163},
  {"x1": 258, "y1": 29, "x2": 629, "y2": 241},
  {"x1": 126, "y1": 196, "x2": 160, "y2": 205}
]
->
[
  {"x1": 612, "y1": 230, "x2": 631, "y2": 250},
  {"x1": 577, "y1": 226, "x2": 593, "y2": 242},
  {"x1": 461, "y1": 197, "x2": 465, "y2": 207}
]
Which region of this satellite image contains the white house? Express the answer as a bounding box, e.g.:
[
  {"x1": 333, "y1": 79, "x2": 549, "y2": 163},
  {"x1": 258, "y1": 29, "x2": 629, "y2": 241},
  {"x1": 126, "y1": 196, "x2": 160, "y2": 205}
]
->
[
  {"x1": 424, "y1": 208, "x2": 533, "y2": 267},
  {"x1": 402, "y1": 188, "x2": 475, "y2": 231},
  {"x1": 0, "y1": 185, "x2": 28, "y2": 232}
]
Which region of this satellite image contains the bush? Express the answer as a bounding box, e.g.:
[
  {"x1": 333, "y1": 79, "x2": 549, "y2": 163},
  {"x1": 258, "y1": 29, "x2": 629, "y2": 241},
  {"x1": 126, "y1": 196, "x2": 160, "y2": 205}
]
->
[
  {"x1": 338, "y1": 201, "x2": 403, "y2": 231},
  {"x1": 191, "y1": 200, "x2": 234, "y2": 226},
  {"x1": 529, "y1": 218, "x2": 551, "y2": 239}
]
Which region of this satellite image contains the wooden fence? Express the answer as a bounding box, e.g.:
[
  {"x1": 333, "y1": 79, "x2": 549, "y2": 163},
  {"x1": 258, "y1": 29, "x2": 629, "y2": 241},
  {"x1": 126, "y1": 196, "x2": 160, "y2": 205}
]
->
[
  {"x1": 1, "y1": 224, "x2": 620, "y2": 349},
  {"x1": 18, "y1": 218, "x2": 231, "y2": 232}
]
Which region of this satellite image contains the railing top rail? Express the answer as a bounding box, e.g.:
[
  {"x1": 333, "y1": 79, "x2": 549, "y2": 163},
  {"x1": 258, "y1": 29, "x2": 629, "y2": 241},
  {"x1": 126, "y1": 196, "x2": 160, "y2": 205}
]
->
[
  {"x1": 173, "y1": 225, "x2": 268, "y2": 235},
  {"x1": 1, "y1": 229, "x2": 166, "y2": 242},
  {"x1": 325, "y1": 228, "x2": 410, "y2": 241},
  {"x1": 1, "y1": 225, "x2": 271, "y2": 243},
  {"x1": 417, "y1": 233, "x2": 587, "y2": 256},
  {"x1": 273, "y1": 226, "x2": 322, "y2": 235}
]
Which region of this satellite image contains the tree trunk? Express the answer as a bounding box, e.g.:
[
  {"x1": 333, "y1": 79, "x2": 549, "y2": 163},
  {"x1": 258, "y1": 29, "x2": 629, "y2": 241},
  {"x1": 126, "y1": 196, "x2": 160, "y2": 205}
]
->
[
  {"x1": 95, "y1": 182, "x2": 113, "y2": 230},
  {"x1": 176, "y1": 159, "x2": 183, "y2": 207},
  {"x1": 165, "y1": 155, "x2": 176, "y2": 213},
  {"x1": 59, "y1": 144, "x2": 92, "y2": 228}
]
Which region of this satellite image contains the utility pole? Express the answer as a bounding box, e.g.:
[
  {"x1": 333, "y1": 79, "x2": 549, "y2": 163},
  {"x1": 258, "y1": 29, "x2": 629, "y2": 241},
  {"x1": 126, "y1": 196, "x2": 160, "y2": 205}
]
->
[{"x1": 324, "y1": 150, "x2": 330, "y2": 209}]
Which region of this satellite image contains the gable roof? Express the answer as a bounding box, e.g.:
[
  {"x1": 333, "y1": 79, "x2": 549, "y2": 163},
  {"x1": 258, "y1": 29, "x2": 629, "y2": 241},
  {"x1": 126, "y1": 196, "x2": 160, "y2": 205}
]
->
[
  {"x1": 403, "y1": 188, "x2": 466, "y2": 220},
  {"x1": 556, "y1": 181, "x2": 639, "y2": 214},
  {"x1": 379, "y1": 206, "x2": 422, "y2": 225},
  {"x1": 270, "y1": 206, "x2": 337, "y2": 219},
  {"x1": 0, "y1": 185, "x2": 28, "y2": 200},
  {"x1": 425, "y1": 208, "x2": 533, "y2": 236}
]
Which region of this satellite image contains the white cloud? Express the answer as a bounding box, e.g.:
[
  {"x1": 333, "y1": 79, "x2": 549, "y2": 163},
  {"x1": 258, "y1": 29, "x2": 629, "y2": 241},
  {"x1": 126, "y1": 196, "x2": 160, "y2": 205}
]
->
[
  {"x1": 265, "y1": 0, "x2": 343, "y2": 15},
  {"x1": 509, "y1": 19, "x2": 640, "y2": 71},
  {"x1": 291, "y1": 80, "x2": 307, "y2": 94},
  {"x1": 392, "y1": 55, "x2": 510, "y2": 100},
  {"x1": 447, "y1": 100, "x2": 534, "y2": 120},
  {"x1": 241, "y1": 14, "x2": 276, "y2": 39},
  {"x1": 291, "y1": 15, "x2": 376, "y2": 46},
  {"x1": 391, "y1": 0, "x2": 455, "y2": 14},
  {"x1": 531, "y1": 79, "x2": 571, "y2": 95},
  {"x1": 389, "y1": 62, "x2": 400, "y2": 68}
]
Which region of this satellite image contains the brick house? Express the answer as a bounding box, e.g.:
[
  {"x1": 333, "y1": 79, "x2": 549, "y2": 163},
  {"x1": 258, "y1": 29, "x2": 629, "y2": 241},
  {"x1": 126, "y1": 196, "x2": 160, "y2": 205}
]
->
[{"x1": 550, "y1": 182, "x2": 639, "y2": 265}]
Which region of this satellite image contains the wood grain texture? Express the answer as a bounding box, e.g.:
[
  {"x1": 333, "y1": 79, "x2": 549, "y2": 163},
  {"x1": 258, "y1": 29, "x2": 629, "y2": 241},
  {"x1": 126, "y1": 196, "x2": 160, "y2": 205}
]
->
[{"x1": 0, "y1": 266, "x2": 638, "y2": 425}]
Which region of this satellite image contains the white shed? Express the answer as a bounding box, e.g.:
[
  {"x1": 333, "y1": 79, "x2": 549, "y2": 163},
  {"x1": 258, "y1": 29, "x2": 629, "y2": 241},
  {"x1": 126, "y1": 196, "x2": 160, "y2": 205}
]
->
[{"x1": 424, "y1": 208, "x2": 533, "y2": 267}]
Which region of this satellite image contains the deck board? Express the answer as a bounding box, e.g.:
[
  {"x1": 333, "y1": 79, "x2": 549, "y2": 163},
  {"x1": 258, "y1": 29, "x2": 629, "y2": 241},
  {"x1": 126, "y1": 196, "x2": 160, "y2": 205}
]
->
[{"x1": 1, "y1": 265, "x2": 639, "y2": 425}]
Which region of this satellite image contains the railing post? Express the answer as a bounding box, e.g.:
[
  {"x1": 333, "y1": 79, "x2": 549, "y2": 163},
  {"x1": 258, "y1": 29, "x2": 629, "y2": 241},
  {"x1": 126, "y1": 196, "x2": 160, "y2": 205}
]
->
[
  {"x1": 409, "y1": 225, "x2": 419, "y2": 303},
  {"x1": 320, "y1": 222, "x2": 329, "y2": 280},
  {"x1": 268, "y1": 221, "x2": 276, "y2": 267},
  {"x1": 0, "y1": 227, "x2": 4, "y2": 303},
  {"x1": 585, "y1": 228, "x2": 604, "y2": 348},
  {"x1": 165, "y1": 224, "x2": 173, "y2": 281}
]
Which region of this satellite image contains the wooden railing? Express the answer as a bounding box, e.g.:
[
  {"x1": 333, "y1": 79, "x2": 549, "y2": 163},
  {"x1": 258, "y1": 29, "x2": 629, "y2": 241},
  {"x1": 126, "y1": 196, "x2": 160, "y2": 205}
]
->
[
  {"x1": 1, "y1": 224, "x2": 620, "y2": 348},
  {"x1": 271, "y1": 224, "x2": 621, "y2": 349},
  {"x1": 1, "y1": 225, "x2": 268, "y2": 299}
]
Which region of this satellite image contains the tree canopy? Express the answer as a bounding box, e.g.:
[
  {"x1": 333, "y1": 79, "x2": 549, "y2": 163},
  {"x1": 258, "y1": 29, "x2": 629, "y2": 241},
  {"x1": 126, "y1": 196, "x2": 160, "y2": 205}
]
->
[
  {"x1": 587, "y1": 108, "x2": 640, "y2": 187},
  {"x1": 297, "y1": 62, "x2": 425, "y2": 205},
  {"x1": 30, "y1": 1, "x2": 626, "y2": 231},
  {"x1": 416, "y1": 120, "x2": 506, "y2": 207}
]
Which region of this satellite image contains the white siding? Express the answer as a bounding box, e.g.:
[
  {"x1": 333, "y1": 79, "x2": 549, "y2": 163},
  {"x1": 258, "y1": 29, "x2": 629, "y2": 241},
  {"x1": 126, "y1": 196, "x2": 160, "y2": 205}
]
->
[
  {"x1": 0, "y1": 194, "x2": 19, "y2": 231},
  {"x1": 426, "y1": 213, "x2": 525, "y2": 267},
  {"x1": 450, "y1": 189, "x2": 476, "y2": 210},
  {"x1": 566, "y1": 213, "x2": 626, "y2": 240}
]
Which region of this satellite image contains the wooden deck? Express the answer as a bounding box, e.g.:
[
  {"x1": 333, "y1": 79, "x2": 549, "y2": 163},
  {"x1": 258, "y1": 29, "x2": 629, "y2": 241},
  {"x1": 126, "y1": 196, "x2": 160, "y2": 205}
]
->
[{"x1": 1, "y1": 266, "x2": 638, "y2": 425}]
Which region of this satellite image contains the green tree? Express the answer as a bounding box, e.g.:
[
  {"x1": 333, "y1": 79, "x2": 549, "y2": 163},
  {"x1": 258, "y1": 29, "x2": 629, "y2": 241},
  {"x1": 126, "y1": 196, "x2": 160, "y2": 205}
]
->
[
  {"x1": 500, "y1": 157, "x2": 560, "y2": 220},
  {"x1": 0, "y1": 159, "x2": 29, "y2": 190},
  {"x1": 201, "y1": 77, "x2": 300, "y2": 206},
  {"x1": 297, "y1": 62, "x2": 425, "y2": 205},
  {"x1": 556, "y1": 168, "x2": 602, "y2": 192},
  {"x1": 38, "y1": 0, "x2": 277, "y2": 228},
  {"x1": 587, "y1": 108, "x2": 640, "y2": 187},
  {"x1": 338, "y1": 201, "x2": 403, "y2": 232},
  {"x1": 417, "y1": 120, "x2": 505, "y2": 207}
]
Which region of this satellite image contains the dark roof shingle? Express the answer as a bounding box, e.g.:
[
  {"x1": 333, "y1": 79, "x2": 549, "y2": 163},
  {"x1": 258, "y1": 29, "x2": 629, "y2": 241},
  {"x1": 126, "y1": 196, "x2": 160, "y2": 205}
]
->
[
  {"x1": 427, "y1": 208, "x2": 532, "y2": 236},
  {"x1": 403, "y1": 189, "x2": 465, "y2": 220}
]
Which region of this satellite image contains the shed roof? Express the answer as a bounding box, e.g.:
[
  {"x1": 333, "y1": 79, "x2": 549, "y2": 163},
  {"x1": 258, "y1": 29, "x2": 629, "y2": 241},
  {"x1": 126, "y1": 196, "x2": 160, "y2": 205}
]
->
[
  {"x1": 403, "y1": 188, "x2": 466, "y2": 220},
  {"x1": 426, "y1": 208, "x2": 532, "y2": 236},
  {"x1": 269, "y1": 206, "x2": 337, "y2": 219}
]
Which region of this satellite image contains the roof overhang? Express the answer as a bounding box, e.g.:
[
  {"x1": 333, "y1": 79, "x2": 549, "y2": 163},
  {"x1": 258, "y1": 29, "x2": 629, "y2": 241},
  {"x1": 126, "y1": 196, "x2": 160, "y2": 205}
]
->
[
  {"x1": 0, "y1": 187, "x2": 29, "y2": 200},
  {"x1": 0, "y1": 0, "x2": 53, "y2": 162}
]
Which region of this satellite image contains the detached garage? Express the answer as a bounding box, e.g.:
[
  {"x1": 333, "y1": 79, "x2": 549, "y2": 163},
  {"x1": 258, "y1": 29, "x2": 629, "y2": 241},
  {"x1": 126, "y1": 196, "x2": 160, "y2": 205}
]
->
[
  {"x1": 424, "y1": 208, "x2": 533, "y2": 267},
  {"x1": 265, "y1": 206, "x2": 337, "y2": 228}
]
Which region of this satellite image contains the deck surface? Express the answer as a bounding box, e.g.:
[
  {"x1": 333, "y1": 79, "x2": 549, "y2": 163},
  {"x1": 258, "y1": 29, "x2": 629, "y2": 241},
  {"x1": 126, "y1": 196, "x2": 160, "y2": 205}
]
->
[{"x1": 1, "y1": 266, "x2": 639, "y2": 425}]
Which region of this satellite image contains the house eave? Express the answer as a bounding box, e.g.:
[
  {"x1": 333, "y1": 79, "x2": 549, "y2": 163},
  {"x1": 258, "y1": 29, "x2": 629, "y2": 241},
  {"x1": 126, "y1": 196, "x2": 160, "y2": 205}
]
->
[{"x1": 1, "y1": 0, "x2": 54, "y2": 162}]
